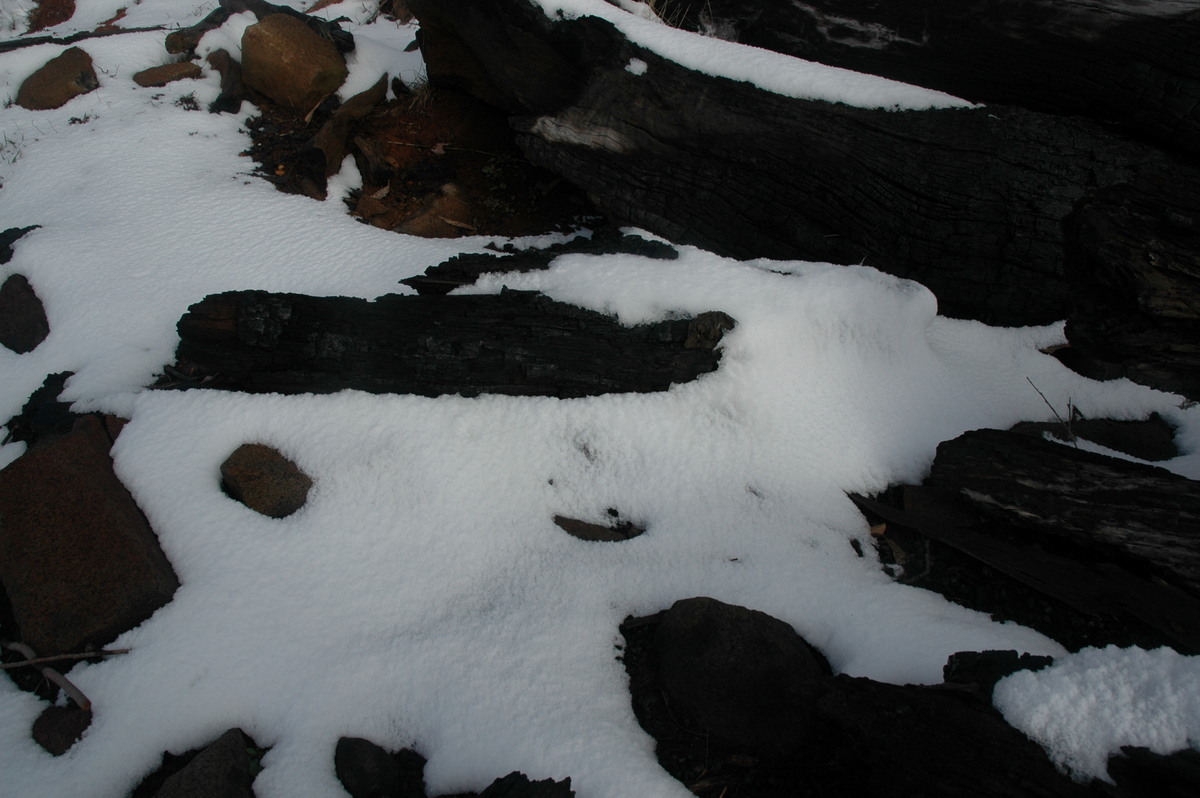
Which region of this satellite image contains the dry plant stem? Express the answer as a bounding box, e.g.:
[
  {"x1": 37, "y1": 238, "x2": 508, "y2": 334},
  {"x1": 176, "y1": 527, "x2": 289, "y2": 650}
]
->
[
  {"x1": 1, "y1": 641, "x2": 93, "y2": 711},
  {"x1": 0, "y1": 648, "x2": 129, "y2": 671},
  {"x1": 1025, "y1": 376, "x2": 1077, "y2": 446}
]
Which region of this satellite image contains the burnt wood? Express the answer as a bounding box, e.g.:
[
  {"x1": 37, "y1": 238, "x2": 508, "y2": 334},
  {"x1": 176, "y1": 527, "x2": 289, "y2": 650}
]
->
[
  {"x1": 408, "y1": 0, "x2": 1200, "y2": 326},
  {"x1": 172, "y1": 289, "x2": 734, "y2": 398},
  {"x1": 925, "y1": 429, "x2": 1200, "y2": 597},
  {"x1": 680, "y1": 0, "x2": 1200, "y2": 157},
  {"x1": 1064, "y1": 179, "x2": 1200, "y2": 401}
]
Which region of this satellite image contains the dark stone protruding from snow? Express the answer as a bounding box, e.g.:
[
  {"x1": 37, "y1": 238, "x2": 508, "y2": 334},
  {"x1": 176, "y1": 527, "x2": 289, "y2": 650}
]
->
[
  {"x1": 478, "y1": 771, "x2": 574, "y2": 798},
  {"x1": 152, "y1": 728, "x2": 257, "y2": 798},
  {"x1": 133, "y1": 62, "x2": 203, "y2": 88},
  {"x1": 621, "y1": 597, "x2": 1092, "y2": 796},
  {"x1": 0, "y1": 415, "x2": 179, "y2": 657},
  {"x1": 407, "y1": 0, "x2": 1200, "y2": 326},
  {"x1": 173, "y1": 289, "x2": 733, "y2": 398},
  {"x1": 32, "y1": 705, "x2": 92, "y2": 756},
  {"x1": 0, "y1": 225, "x2": 38, "y2": 264},
  {"x1": 220, "y1": 443, "x2": 313, "y2": 519},
  {"x1": 2, "y1": 371, "x2": 76, "y2": 447},
  {"x1": 553, "y1": 510, "x2": 644, "y2": 542},
  {"x1": 676, "y1": 0, "x2": 1200, "y2": 157},
  {"x1": 205, "y1": 49, "x2": 246, "y2": 115},
  {"x1": 1107, "y1": 746, "x2": 1200, "y2": 798},
  {"x1": 220, "y1": 0, "x2": 355, "y2": 55},
  {"x1": 654, "y1": 596, "x2": 830, "y2": 756},
  {"x1": 335, "y1": 737, "x2": 407, "y2": 798},
  {"x1": 0, "y1": 274, "x2": 50, "y2": 354},
  {"x1": 942, "y1": 649, "x2": 1054, "y2": 700}
]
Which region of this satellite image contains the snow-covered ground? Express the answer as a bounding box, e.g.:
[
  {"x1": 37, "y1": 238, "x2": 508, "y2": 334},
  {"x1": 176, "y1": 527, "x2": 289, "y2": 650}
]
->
[{"x1": 1, "y1": 1, "x2": 1198, "y2": 796}]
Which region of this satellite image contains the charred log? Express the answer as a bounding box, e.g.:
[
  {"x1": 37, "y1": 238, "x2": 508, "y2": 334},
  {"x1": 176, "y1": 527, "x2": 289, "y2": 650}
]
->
[
  {"x1": 679, "y1": 0, "x2": 1200, "y2": 157},
  {"x1": 171, "y1": 289, "x2": 733, "y2": 398},
  {"x1": 408, "y1": 0, "x2": 1200, "y2": 326}
]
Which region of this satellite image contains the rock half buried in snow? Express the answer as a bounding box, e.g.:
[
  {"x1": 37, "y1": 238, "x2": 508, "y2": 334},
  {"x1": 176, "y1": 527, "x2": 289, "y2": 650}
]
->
[
  {"x1": 172, "y1": 290, "x2": 734, "y2": 398},
  {"x1": 16, "y1": 47, "x2": 98, "y2": 110},
  {"x1": 151, "y1": 728, "x2": 257, "y2": 798},
  {"x1": 240, "y1": 14, "x2": 347, "y2": 113},
  {"x1": 132, "y1": 61, "x2": 203, "y2": 88},
  {"x1": 0, "y1": 274, "x2": 50, "y2": 354},
  {"x1": 220, "y1": 442, "x2": 313, "y2": 518},
  {"x1": 0, "y1": 415, "x2": 179, "y2": 656},
  {"x1": 553, "y1": 511, "x2": 644, "y2": 542}
]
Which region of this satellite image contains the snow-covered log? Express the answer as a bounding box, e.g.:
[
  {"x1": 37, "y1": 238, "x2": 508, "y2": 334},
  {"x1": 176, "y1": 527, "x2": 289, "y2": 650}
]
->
[{"x1": 407, "y1": 0, "x2": 1200, "y2": 326}]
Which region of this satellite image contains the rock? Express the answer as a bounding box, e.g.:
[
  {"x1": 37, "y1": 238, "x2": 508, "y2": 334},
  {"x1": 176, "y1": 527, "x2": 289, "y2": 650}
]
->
[
  {"x1": 205, "y1": 49, "x2": 246, "y2": 115},
  {"x1": 335, "y1": 737, "x2": 428, "y2": 798},
  {"x1": 31, "y1": 705, "x2": 92, "y2": 756},
  {"x1": 240, "y1": 14, "x2": 348, "y2": 113},
  {"x1": 153, "y1": 728, "x2": 256, "y2": 798},
  {"x1": 942, "y1": 649, "x2": 1054, "y2": 699},
  {"x1": 654, "y1": 596, "x2": 830, "y2": 755},
  {"x1": 165, "y1": 7, "x2": 232, "y2": 55},
  {"x1": 310, "y1": 74, "x2": 388, "y2": 177},
  {"x1": 1009, "y1": 413, "x2": 1178, "y2": 462},
  {"x1": 0, "y1": 225, "x2": 38, "y2": 265},
  {"x1": 552, "y1": 511, "x2": 644, "y2": 542},
  {"x1": 219, "y1": 442, "x2": 313, "y2": 518},
  {"x1": 395, "y1": 184, "x2": 476, "y2": 238},
  {"x1": 0, "y1": 415, "x2": 179, "y2": 656},
  {"x1": 133, "y1": 62, "x2": 203, "y2": 88},
  {"x1": 0, "y1": 274, "x2": 50, "y2": 354},
  {"x1": 16, "y1": 47, "x2": 99, "y2": 110},
  {"x1": 1107, "y1": 746, "x2": 1200, "y2": 798},
  {"x1": 478, "y1": 772, "x2": 573, "y2": 798},
  {"x1": 2, "y1": 371, "x2": 75, "y2": 446}
]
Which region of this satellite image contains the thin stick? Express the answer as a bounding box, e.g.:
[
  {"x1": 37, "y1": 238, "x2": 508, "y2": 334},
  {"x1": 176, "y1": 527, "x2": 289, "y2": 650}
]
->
[
  {"x1": 1, "y1": 641, "x2": 94, "y2": 711},
  {"x1": 0, "y1": 648, "x2": 129, "y2": 671},
  {"x1": 1025, "y1": 377, "x2": 1077, "y2": 447}
]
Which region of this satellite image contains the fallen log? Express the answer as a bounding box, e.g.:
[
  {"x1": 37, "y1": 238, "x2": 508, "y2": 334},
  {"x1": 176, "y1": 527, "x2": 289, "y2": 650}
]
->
[
  {"x1": 171, "y1": 289, "x2": 734, "y2": 398},
  {"x1": 1063, "y1": 179, "x2": 1200, "y2": 402},
  {"x1": 408, "y1": 0, "x2": 1200, "y2": 326},
  {"x1": 678, "y1": 0, "x2": 1200, "y2": 157},
  {"x1": 923, "y1": 428, "x2": 1200, "y2": 597}
]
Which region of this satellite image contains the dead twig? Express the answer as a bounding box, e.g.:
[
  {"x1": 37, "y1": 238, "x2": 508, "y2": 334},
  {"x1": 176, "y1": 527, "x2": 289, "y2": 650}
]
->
[
  {"x1": 1025, "y1": 377, "x2": 1077, "y2": 447},
  {"x1": 1, "y1": 641, "x2": 96, "y2": 711},
  {"x1": 0, "y1": 647, "x2": 130, "y2": 671}
]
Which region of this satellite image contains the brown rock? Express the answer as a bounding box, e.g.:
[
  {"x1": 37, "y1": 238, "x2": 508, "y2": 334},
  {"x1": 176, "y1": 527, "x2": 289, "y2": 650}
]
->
[
  {"x1": 0, "y1": 416, "x2": 179, "y2": 657},
  {"x1": 0, "y1": 274, "x2": 50, "y2": 354},
  {"x1": 311, "y1": 74, "x2": 388, "y2": 177},
  {"x1": 132, "y1": 62, "x2": 203, "y2": 88},
  {"x1": 553, "y1": 512, "x2": 644, "y2": 542},
  {"x1": 395, "y1": 184, "x2": 475, "y2": 238},
  {"x1": 240, "y1": 14, "x2": 347, "y2": 113},
  {"x1": 32, "y1": 705, "x2": 92, "y2": 756},
  {"x1": 220, "y1": 443, "x2": 313, "y2": 518},
  {"x1": 153, "y1": 728, "x2": 256, "y2": 798},
  {"x1": 16, "y1": 47, "x2": 99, "y2": 111}
]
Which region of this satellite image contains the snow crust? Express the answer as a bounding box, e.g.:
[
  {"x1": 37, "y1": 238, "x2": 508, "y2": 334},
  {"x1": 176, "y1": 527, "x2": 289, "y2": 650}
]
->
[{"x1": 0, "y1": 2, "x2": 1198, "y2": 796}]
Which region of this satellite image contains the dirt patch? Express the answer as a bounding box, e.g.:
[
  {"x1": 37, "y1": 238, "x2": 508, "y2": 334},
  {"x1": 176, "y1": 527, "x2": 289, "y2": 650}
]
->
[{"x1": 245, "y1": 85, "x2": 599, "y2": 238}]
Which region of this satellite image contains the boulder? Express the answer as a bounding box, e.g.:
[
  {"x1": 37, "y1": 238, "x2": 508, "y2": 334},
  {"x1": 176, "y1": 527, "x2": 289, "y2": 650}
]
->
[
  {"x1": 478, "y1": 772, "x2": 573, "y2": 798},
  {"x1": 31, "y1": 705, "x2": 92, "y2": 756},
  {"x1": 219, "y1": 442, "x2": 313, "y2": 519},
  {"x1": 16, "y1": 47, "x2": 98, "y2": 110},
  {"x1": 240, "y1": 14, "x2": 347, "y2": 113},
  {"x1": 152, "y1": 728, "x2": 256, "y2": 798},
  {"x1": 654, "y1": 596, "x2": 830, "y2": 755},
  {"x1": 132, "y1": 62, "x2": 203, "y2": 88},
  {"x1": 335, "y1": 738, "x2": 428, "y2": 798},
  {"x1": 0, "y1": 415, "x2": 179, "y2": 656},
  {"x1": 0, "y1": 274, "x2": 50, "y2": 354}
]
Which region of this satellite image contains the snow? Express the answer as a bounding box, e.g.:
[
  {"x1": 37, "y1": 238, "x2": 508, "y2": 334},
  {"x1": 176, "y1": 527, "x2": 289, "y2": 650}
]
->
[{"x1": 1, "y1": 1, "x2": 1198, "y2": 796}]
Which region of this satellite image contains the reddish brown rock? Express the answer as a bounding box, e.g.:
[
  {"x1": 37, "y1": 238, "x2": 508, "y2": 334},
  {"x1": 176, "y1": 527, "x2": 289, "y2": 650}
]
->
[
  {"x1": 32, "y1": 706, "x2": 92, "y2": 756},
  {"x1": 220, "y1": 443, "x2": 313, "y2": 518},
  {"x1": 132, "y1": 62, "x2": 203, "y2": 88},
  {"x1": 240, "y1": 14, "x2": 347, "y2": 113},
  {"x1": 16, "y1": 47, "x2": 99, "y2": 111},
  {"x1": 0, "y1": 274, "x2": 50, "y2": 354},
  {"x1": 0, "y1": 416, "x2": 179, "y2": 656}
]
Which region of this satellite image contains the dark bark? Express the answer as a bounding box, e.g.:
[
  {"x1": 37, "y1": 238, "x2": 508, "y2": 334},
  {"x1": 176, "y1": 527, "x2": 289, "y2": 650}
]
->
[
  {"x1": 1063, "y1": 179, "x2": 1200, "y2": 401},
  {"x1": 408, "y1": 0, "x2": 1200, "y2": 326},
  {"x1": 171, "y1": 289, "x2": 733, "y2": 398},
  {"x1": 682, "y1": 0, "x2": 1200, "y2": 157}
]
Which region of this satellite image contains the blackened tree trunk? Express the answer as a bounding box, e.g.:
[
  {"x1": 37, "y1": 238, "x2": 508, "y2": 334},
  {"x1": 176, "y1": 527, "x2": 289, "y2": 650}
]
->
[
  {"x1": 408, "y1": 0, "x2": 1200, "y2": 326},
  {"x1": 682, "y1": 0, "x2": 1200, "y2": 157}
]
